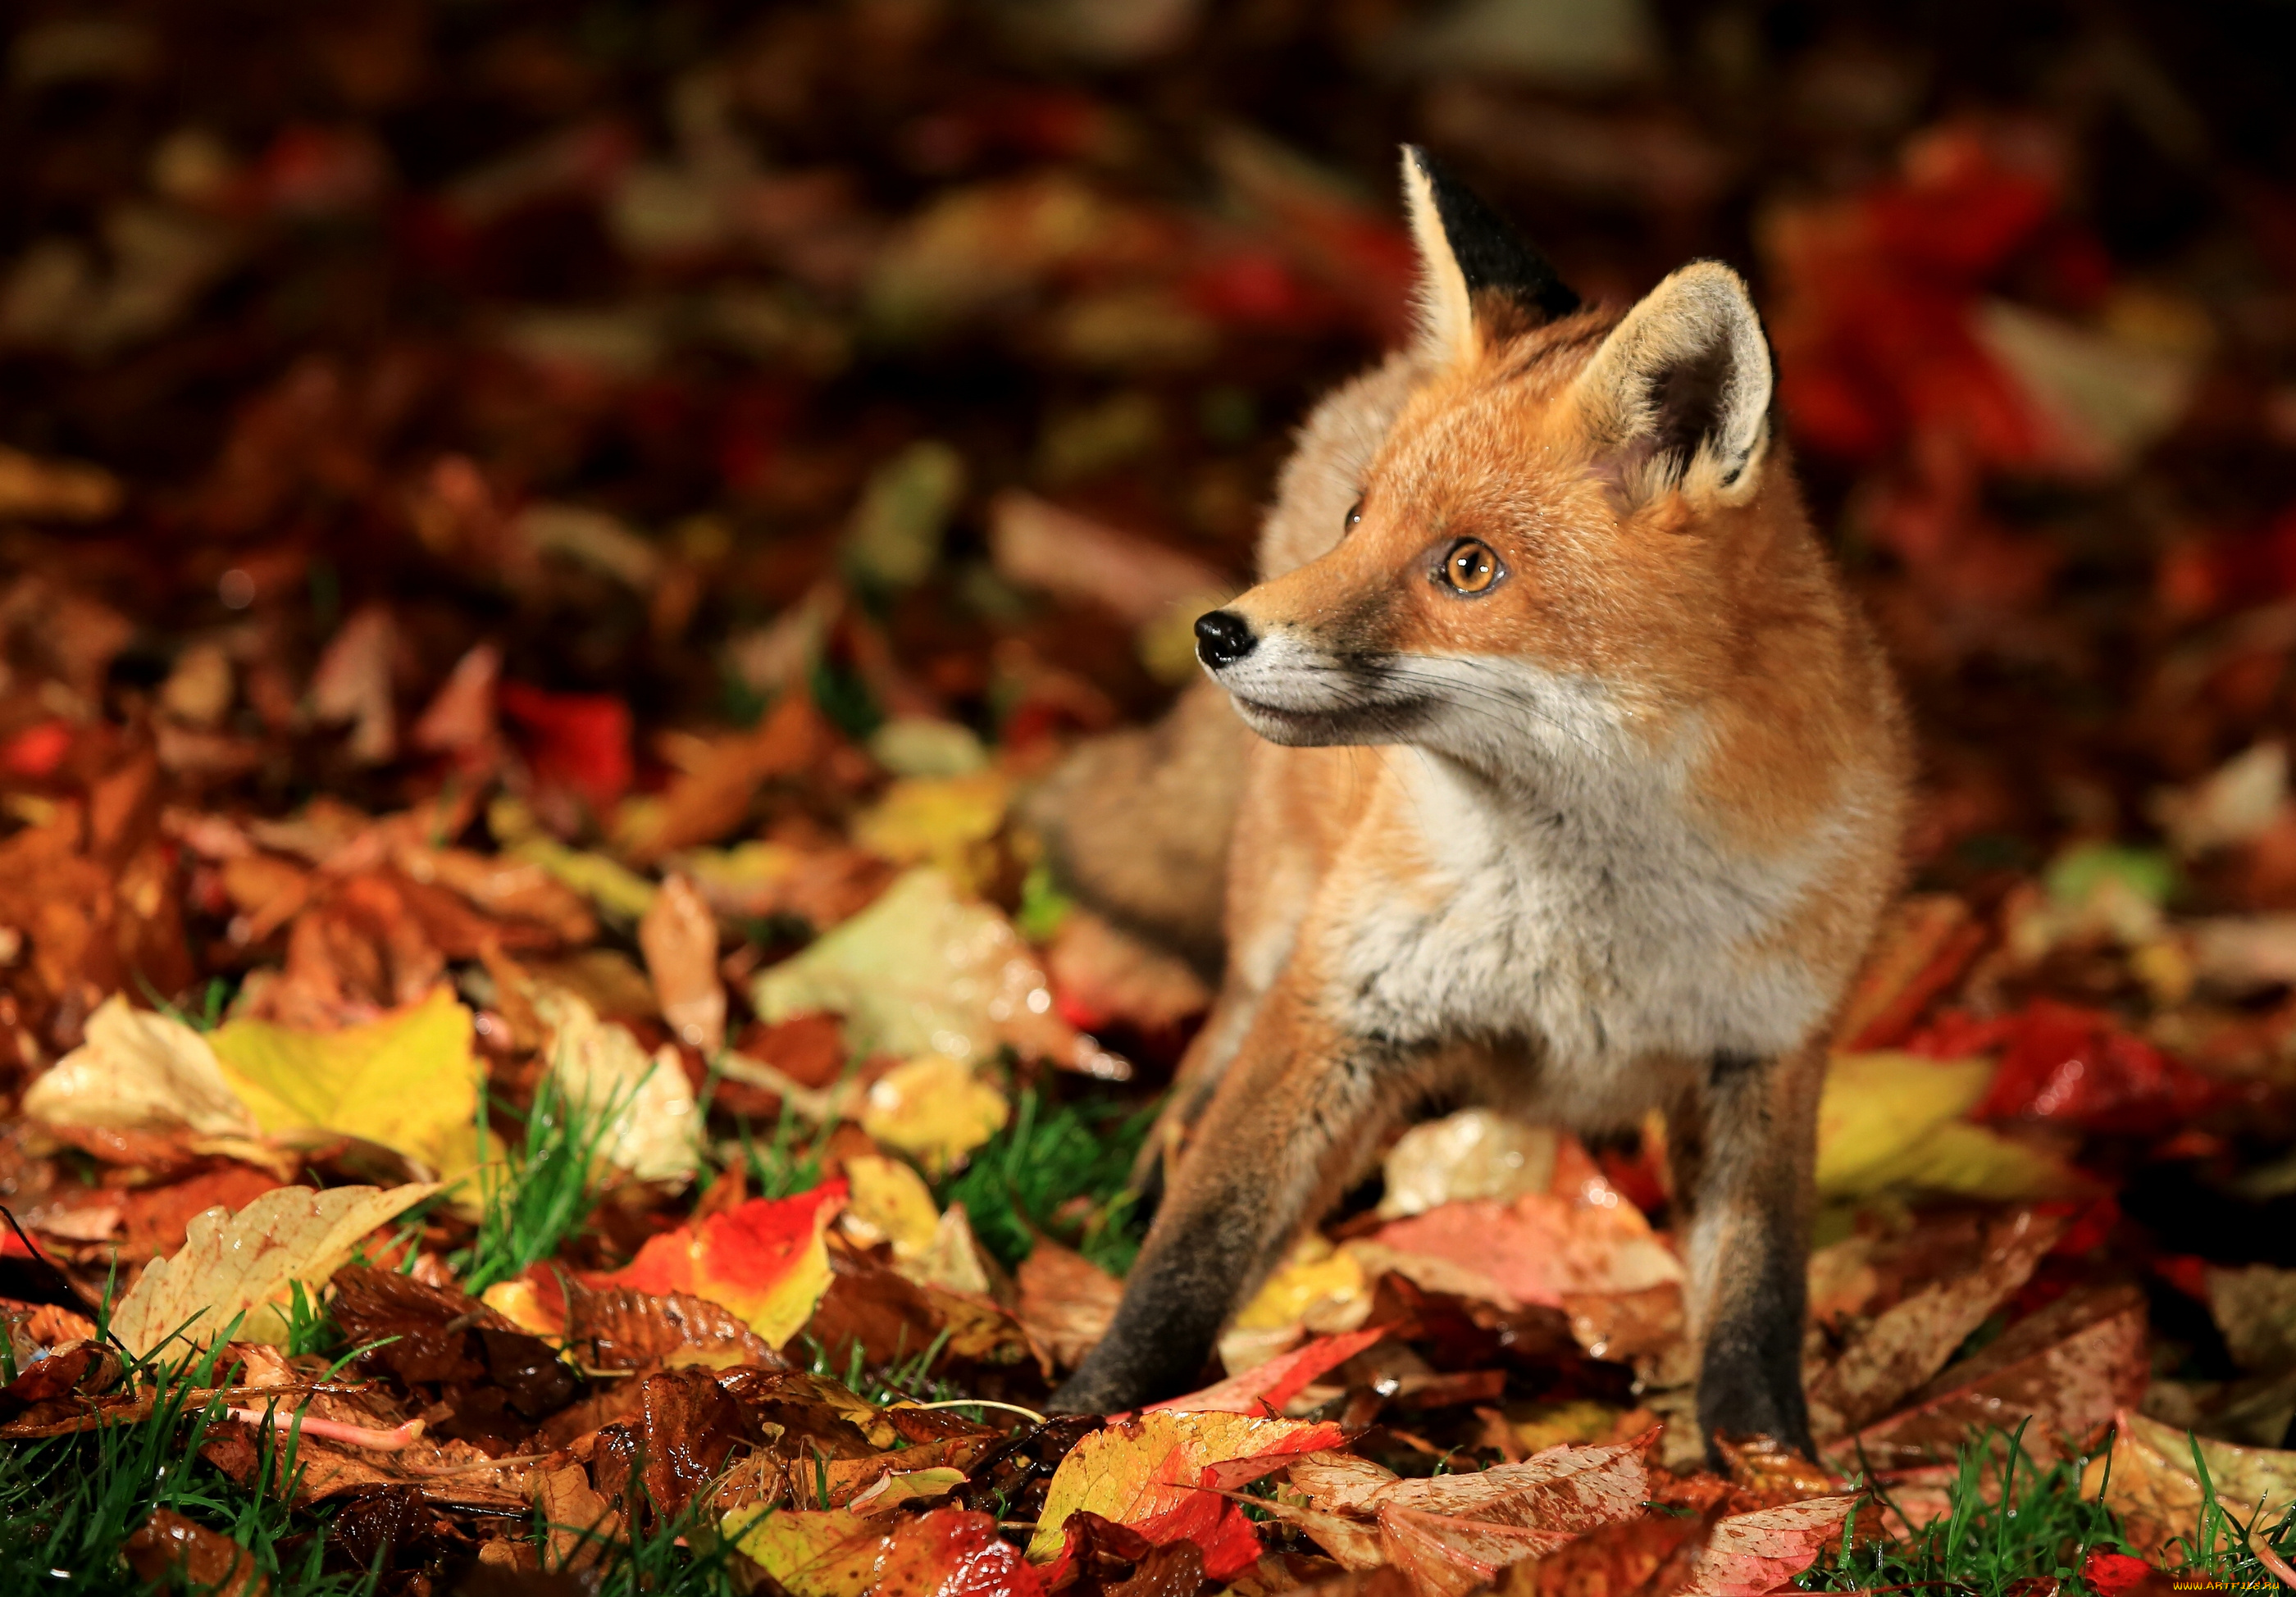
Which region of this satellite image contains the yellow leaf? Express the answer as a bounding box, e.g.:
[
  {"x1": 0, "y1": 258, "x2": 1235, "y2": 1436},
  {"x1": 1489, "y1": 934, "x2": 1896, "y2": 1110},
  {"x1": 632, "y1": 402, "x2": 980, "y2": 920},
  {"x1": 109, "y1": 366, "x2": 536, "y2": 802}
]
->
[
  {"x1": 533, "y1": 985, "x2": 699, "y2": 1185},
  {"x1": 25, "y1": 995, "x2": 258, "y2": 1138},
  {"x1": 850, "y1": 772, "x2": 1009, "y2": 891},
  {"x1": 840, "y1": 1153, "x2": 941, "y2": 1261},
  {"x1": 110, "y1": 1182, "x2": 437, "y2": 1354},
  {"x1": 720, "y1": 1507, "x2": 886, "y2": 1597},
  {"x1": 847, "y1": 1467, "x2": 969, "y2": 1515},
  {"x1": 1231, "y1": 1235, "x2": 1367, "y2": 1334},
  {"x1": 860, "y1": 1055, "x2": 1009, "y2": 1178},
  {"x1": 2083, "y1": 1409, "x2": 2296, "y2": 1557},
  {"x1": 209, "y1": 986, "x2": 485, "y2": 1185},
  {"x1": 1025, "y1": 1411, "x2": 1346, "y2": 1563},
  {"x1": 751, "y1": 868, "x2": 1076, "y2": 1066},
  {"x1": 1817, "y1": 1052, "x2": 2091, "y2": 1203},
  {"x1": 1377, "y1": 1108, "x2": 1556, "y2": 1220},
  {"x1": 510, "y1": 835, "x2": 658, "y2": 921}
]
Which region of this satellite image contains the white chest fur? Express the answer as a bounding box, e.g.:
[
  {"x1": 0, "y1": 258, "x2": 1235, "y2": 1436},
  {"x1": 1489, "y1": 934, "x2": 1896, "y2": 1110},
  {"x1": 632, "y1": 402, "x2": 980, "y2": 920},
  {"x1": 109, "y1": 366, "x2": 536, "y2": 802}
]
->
[{"x1": 1324, "y1": 734, "x2": 1836, "y2": 1116}]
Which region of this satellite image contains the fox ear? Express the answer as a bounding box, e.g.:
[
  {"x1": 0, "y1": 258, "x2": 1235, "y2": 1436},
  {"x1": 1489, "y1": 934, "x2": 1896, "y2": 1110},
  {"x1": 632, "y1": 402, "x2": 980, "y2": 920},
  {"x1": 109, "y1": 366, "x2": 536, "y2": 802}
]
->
[
  {"x1": 1401, "y1": 145, "x2": 1579, "y2": 369},
  {"x1": 1570, "y1": 261, "x2": 1773, "y2": 508}
]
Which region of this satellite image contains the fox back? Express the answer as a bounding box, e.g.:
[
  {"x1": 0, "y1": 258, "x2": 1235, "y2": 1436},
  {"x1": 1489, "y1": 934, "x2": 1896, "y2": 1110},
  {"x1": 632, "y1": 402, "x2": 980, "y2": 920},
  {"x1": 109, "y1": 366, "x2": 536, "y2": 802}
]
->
[{"x1": 1046, "y1": 148, "x2": 1909, "y2": 1460}]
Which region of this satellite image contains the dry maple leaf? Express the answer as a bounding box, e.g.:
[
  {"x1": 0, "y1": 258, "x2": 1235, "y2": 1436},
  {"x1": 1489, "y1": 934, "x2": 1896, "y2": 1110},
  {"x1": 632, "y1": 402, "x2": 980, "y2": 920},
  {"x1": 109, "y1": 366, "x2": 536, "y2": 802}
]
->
[{"x1": 109, "y1": 1182, "x2": 437, "y2": 1355}]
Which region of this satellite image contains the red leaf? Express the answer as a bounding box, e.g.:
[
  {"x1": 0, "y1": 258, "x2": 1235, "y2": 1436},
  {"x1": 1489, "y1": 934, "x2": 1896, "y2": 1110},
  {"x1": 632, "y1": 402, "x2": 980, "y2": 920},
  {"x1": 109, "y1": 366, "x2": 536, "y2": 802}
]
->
[
  {"x1": 1146, "y1": 1327, "x2": 1386, "y2": 1418},
  {"x1": 499, "y1": 682, "x2": 633, "y2": 810}
]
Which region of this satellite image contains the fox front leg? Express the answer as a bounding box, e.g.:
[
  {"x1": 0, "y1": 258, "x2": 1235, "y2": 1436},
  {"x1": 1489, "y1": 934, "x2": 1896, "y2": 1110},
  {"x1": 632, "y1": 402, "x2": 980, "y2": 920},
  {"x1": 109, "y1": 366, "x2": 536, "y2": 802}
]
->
[
  {"x1": 1051, "y1": 983, "x2": 1421, "y2": 1414},
  {"x1": 1672, "y1": 1044, "x2": 1825, "y2": 1463}
]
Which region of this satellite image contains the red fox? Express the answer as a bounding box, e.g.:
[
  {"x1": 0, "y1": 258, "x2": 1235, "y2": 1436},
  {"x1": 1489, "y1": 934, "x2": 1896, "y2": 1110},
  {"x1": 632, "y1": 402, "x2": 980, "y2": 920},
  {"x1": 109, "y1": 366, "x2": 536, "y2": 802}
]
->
[{"x1": 1036, "y1": 148, "x2": 1910, "y2": 1457}]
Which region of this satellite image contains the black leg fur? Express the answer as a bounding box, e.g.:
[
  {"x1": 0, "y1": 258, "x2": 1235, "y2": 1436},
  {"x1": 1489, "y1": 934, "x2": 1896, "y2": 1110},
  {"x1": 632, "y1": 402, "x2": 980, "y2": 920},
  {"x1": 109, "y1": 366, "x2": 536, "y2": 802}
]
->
[{"x1": 1674, "y1": 1047, "x2": 1823, "y2": 1463}]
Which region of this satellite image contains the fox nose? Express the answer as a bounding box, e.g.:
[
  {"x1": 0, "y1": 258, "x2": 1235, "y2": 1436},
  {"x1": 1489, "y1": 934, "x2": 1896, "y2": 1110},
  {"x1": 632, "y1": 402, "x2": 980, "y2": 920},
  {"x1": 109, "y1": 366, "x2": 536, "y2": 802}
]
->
[{"x1": 1194, "y1": 610, "x2": 1257, "y2": 668}]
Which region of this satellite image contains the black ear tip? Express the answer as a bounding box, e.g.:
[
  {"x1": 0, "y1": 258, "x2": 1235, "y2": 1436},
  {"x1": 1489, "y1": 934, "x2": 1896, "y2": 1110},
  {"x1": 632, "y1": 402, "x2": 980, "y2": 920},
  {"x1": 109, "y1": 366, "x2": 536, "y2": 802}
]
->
[{"x1": 1405, "y1": 153, "x2": 1581, "y2": 324}]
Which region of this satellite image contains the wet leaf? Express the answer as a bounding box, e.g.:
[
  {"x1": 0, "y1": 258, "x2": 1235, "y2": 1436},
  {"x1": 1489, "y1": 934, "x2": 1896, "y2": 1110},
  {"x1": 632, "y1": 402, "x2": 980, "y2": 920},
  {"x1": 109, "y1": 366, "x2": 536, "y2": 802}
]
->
[
  {"x1": 1676, "y1": 1495, "x2": 1858, "y2": 1597},
  {"x1": 122, "y1": 1506, "x2": 267, "y2": 1596},
  {"x1": 859, "y1": 1053, "x2": 1010, "y2": 1177},
  {"x1": 751, "y1": 868, "x2": 1083, "y2": 1069},
  {"x1": 533, "y1": 983, "x2": 699, "y2": 1185},
  {"x1": 2082, "y1": 1410, "x2": 2296, "y2": 1558},
  {"x1": 1817, "y1": 1051, "x2": 2085, "y2": 1201},
  {"x1": 1376, "y1": 1108, "x2": 1558, "y2": 1221},
  {"x1": 1831, "y1": 1284, "x2": 2150, "y2": 1471},
  {"x1": 1807, "y1": 1208, "x2": 2066, "y2": 1436},
  {"x1": 25, "y1": 994, "x2": 260, "y2": 1138},
  {"x1": 110, "y1": 1181, "x2": 437, "y2": 1354},
  {"x1": 1149, "y1": 1327, "x2": 1386, "y2": 1417},
  {"x1": 603, "y1": 1181, "x2": 846, "y2": 1349},
  {"x1": 1025, "y1": 1410, "x2": 1346, "y2": 1570},
  {"x1": 208, "y1": 985, "x2": 486, "y2": 1183}
]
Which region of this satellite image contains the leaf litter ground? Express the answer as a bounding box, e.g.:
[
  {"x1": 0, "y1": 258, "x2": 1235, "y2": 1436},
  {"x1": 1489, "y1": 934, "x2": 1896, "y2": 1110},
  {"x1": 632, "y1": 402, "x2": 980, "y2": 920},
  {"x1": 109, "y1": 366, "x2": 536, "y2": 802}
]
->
[{"x1": 2, "y1": 2, "x2": 2296, "y2": 1594}]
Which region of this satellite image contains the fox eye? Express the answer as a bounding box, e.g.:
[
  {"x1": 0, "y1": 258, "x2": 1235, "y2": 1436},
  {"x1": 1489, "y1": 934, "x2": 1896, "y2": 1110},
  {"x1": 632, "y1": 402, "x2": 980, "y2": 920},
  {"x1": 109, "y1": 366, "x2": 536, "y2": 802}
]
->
[
  {"x1": 1439, "y1": 538, "x2": 1501, "y2": 595},
  {"x1": 1343, "y1": 500, "x2": 1362, "y2": 535}
]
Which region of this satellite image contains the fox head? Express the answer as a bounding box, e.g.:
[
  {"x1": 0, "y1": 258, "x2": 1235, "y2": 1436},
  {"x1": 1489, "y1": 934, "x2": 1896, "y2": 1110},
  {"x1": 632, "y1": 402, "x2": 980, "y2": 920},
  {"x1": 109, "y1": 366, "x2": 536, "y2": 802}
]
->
[{"x1": 1197, "y1": 147, "x2": 1794, "y2": 773}]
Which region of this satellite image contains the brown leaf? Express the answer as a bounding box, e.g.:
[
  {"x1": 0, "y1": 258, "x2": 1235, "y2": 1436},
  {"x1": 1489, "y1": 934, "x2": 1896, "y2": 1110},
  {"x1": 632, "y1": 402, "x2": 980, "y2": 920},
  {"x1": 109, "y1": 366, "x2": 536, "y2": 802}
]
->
[
  {"x1": 1807, "y1": 1208, "x2": 2066, "y2": 1436},
  {"x1": 560, "y1": 1279, "x2": 784, "y2": 1372},
  {"x1": 1676, "y1": 1496, "x2": 1857, "y2": 1597},
  {"x1": 538, "y1": 1463, "x2": 620, "y2": 1572},
  {"x1": 1830, "y1": 1284, "x2": 2149, "y2": 1471},
  {"x1": 1018, "y1": 1240, "x2": 1123, "y2": 1371},
  {"x1": 626, "y1": 694, "x2": 833, "y2": 863},
  {"x1": 123, "y1": 1507, "x2": 268, "y2": 1596},
  {"x1": 640, "y1": 872, "x2": 725, "y2": 1051}
]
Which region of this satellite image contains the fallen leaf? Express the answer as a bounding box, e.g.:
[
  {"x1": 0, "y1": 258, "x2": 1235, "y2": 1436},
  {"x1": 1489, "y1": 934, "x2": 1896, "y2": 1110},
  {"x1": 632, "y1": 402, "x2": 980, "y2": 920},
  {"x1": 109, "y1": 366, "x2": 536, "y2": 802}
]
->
[
  {"x1": 1150, "y1": 1328, "x2": 1386, "y2": 1416},
  {"x1": 1817, "y1": 1051, "x2": 2084, "y2": 1201},
  {"x1": 1376, "y1": 1109, "x2": 1558, "y2": 1220},
  {"x1": 1830, "y1": 1284, "x2": 2150, "y2": 1470},
  {"x1": 875, "y1": 1506, "x2": 1047, "y2": 1595},
  {"x1": 1807, "y1": 1208, "x2": 2066, "y2": 1436},
  {"x1": 1026, "y1": 1409, "x2": 1348, "y2": 1577},
  {"x1": 559, "y1": 1278, "x2": 783, "y2": 1372},
  {"x1": 1279, "y1": 1437, "x2": 1653, "y2": 1597},
  {"x1": 208, "y1": 985, "x2": 486, "y2": 1184},
  {"x1": 1043, "y1": 908, "x2": 1214, "y2": 1035},
  {"x1": 122, "y1": 1506, "x2": 266, "y2": 1596},
  {"x1": 2083, "y1": 1410, "x2": 2296, "y2": 1558},
  {"x1": 1360, "y1": 1140, "x2": 1683, "y2": 1359},
  {"x1": 1017, "y1": 1240, "x2": 1123, "y2": 1370},
  {"x1": 602, "y1": 1182, "x2": 847, "y2": 1349},
  {"x1": 839, "y1": 1153, "x2": 941, "y2": 1261},
  {"x1": 0, "y1": 445, "x2": 125, "y2": 521},
  {"x1": 2206, "y1": 1264, "x2": 2296, "y2": 1374},
  {"x1": 990, "y1": 491, "x2": 1226, "y2": 627},
  {"x1": 1676, "y1": 1495, "x2": 1858, "y2": 1597},
  {"x1": 533, "y1": 984, "x2": 699, "y2": 1185},
  {"x1": 850, "y1": 772, "x2": 1010, "y2": 893},
  {"x1": 538, "y1": 1462, "x2": 618, "y2": 1572},
  {"x1": 639, "y1": 871, "x2": 725, "y2": 1052},
  {"x1": 24, "y1": 994, "x2": 260, "y2": 1138},
  {"x1": 307, "y1": 605, "x2": 397, "y2": 765},
  {"x1": 109, "y1": 1182, "x2": 437, "y2": 1354},
  {"x1": 751, "y1": 867, "x2": 1089, "y2": 1070},
  {"x1": 721, "y1": 1505, "x2": 888, "y2": 1597},
  {"x1": 859, "y1": 1053, "x2": 1009, "y2": 1176}
]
